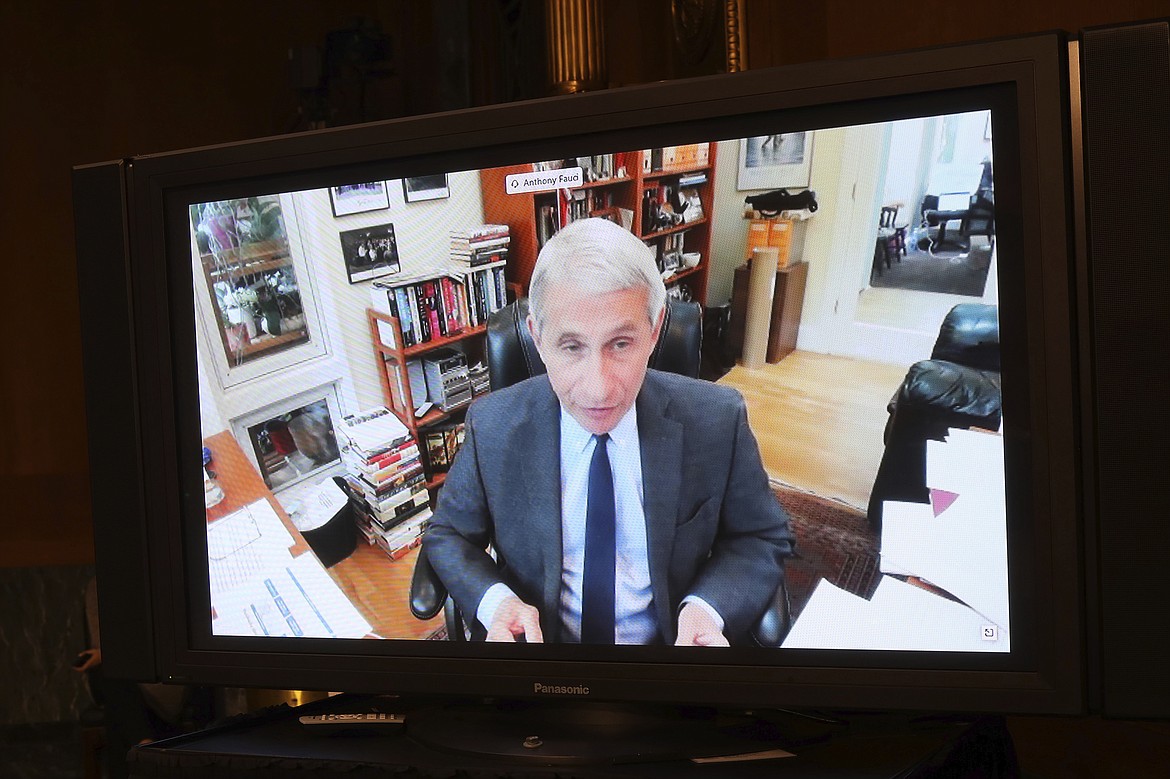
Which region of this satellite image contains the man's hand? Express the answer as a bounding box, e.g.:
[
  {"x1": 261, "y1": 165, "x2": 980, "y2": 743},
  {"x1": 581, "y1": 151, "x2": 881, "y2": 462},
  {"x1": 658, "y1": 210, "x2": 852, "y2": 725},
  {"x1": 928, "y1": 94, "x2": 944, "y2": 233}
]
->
[
  {"x1": 674, "y1": 602, "x2": 729, "y2": 647},
  {"x1": 73, "y1": 648, "x2": 101, "y2": 672},
  {"x1": 486, "y1": 595, "x2": 544, "y2": 643}
]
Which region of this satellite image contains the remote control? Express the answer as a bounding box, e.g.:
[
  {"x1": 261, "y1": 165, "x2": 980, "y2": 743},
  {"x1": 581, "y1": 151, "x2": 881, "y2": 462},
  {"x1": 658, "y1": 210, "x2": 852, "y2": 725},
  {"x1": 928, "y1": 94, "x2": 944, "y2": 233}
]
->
[{"x1": 299, "y1": 712, "x2": 406, "y2": 731}]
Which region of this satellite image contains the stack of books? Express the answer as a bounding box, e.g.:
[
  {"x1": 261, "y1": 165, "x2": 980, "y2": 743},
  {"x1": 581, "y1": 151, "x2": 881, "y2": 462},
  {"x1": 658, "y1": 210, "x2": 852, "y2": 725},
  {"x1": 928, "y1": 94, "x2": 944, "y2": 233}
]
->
[
  {"x1": 450, "y1": 224, "x2": 509, "y2": 268},
  {"x1": 448, "y1": 225, "x2": 509, "y2": 329},
  {"x1": 337, "y1": 406, "x2": 430, "y2": 561}
]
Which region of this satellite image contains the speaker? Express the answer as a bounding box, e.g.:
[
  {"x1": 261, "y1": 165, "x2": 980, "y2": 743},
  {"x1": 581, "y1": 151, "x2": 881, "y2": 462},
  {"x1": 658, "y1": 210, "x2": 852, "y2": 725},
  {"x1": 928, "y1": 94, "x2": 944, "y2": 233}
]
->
[
  {"x1": 73, "y1": 161, "x2": 158, "y2": 681},
  {"x1": 1080, "y1": 18, "x2": 1170, "y2": 719}
]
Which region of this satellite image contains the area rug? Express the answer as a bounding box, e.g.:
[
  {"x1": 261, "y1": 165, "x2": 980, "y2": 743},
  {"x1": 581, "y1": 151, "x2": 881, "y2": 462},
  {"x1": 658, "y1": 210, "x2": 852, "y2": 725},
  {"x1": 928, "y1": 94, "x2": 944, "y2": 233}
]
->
[
  {"x1": 869, "y1": 245, "x2": 991, "y2": 297},
  {"x1": 772, "y1": 483, "x2": 880, "y2": 623}
]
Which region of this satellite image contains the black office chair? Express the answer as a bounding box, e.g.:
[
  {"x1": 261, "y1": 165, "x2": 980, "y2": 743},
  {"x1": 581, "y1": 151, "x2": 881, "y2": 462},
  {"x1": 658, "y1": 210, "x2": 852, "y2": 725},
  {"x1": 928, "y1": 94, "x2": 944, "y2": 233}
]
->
[{"x1": 410, "y1": 297, "x2": 792, "y2": 647}]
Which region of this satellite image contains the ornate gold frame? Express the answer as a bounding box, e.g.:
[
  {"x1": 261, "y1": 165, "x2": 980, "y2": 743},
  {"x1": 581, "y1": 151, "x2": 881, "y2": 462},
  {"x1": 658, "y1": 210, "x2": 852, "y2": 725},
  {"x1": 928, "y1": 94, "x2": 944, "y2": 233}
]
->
[{"x1": 725, "y1": 0, "x2": 748, "y2": 72}]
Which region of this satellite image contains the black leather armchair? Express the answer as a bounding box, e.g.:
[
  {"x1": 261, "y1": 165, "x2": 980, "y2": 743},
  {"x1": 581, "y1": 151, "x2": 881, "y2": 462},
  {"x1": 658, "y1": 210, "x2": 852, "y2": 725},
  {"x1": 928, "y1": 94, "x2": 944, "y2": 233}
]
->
[
  {"x1": 866, "y1": 303, "x2": 1001, "y2": 530},
  {"x1": 410, "y1": 297, "x2": 791, "y2": 646}
]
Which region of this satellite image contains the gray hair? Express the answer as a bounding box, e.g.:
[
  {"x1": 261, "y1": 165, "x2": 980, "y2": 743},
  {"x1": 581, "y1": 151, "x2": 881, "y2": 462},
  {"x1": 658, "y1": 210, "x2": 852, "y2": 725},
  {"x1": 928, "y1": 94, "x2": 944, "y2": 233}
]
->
[{"x1": 527, "y1": 217, "x2": 666, "y2": 334}]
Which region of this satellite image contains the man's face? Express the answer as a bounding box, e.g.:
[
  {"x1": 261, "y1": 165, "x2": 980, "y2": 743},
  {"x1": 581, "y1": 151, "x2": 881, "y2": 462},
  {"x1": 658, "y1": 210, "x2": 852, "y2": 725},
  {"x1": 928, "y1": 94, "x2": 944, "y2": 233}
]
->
[{"x1": 529, "y1": 282, "x2": 662, "y2": 435}]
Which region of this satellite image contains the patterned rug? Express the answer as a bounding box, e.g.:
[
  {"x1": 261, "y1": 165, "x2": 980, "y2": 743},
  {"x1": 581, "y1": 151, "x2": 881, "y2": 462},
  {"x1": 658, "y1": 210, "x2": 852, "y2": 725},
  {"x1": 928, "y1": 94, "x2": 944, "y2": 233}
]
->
[{"x1": 772, "y1": 483, "x2": 880, "y2": 623}]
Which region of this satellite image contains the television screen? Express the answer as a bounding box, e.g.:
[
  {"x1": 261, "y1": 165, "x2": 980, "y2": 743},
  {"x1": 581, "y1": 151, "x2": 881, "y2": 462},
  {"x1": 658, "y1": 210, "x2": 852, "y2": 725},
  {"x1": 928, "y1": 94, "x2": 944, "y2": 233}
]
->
[
  {"x1": 191, "y1": 110, "x2": 1009, "y2": 653},
  {"x1": 76, "y1": 31, "x2": 1083, "y2": 715}
]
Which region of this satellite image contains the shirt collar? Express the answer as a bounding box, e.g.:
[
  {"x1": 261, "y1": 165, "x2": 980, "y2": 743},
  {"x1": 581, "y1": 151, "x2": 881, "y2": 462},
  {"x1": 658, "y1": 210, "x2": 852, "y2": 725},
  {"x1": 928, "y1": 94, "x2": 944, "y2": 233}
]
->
[{"x1": 560, "y1": 402, "x2": 639, "y2": 456}]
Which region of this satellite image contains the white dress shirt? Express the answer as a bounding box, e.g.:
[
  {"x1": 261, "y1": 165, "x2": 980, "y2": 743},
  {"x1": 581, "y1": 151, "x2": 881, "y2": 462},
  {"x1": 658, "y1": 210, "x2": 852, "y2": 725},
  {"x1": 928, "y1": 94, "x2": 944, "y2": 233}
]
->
[{"x1": 476, "y1": 403, "x2": 723, "y2": 643}]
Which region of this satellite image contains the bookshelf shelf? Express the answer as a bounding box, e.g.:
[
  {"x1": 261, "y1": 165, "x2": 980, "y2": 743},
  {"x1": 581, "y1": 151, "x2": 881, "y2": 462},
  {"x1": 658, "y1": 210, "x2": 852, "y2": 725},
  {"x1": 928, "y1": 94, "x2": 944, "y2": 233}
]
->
[
  {"x1": 403, "y1": 325, "x2": 486, "y2": 359},
  {"x1": 366, "y1": 306, "x2": 489, "y2": 492},
  {"x1": 417, "y1": 399, "x2": 470, "y2": 429},
  {"x1": 235, "y1": 330, "x2": 310, "y2": 358},
  {"x1": 368, "y1": 314, "x2": 488, "y2": 361},
  {"x1": 641, "y1": 217, "x2": 708, "y2": 240},
  {"x1": 661, "y1": 265, "x2": 704, "y2": 286},
  {"x1": 572, "y1": 176, "x2": 635, "y2": 190},
  {"x1": 642, "y1": 165, "x2": 710, "y2": 182},
  {"x1": 199, "y1": 239, "x2": 289, "y2": 269}
]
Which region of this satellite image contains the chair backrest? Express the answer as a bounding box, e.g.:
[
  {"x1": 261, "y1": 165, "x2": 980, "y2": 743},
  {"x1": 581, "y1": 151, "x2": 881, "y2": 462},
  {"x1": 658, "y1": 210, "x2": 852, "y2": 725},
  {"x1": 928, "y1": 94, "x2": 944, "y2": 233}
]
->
[
  {"x1": 931, "y1": 303, "x2": 999, "y2": 372},
  {"x1": 879, "y1": 205, "x2": 899, "y2": 228},
  {"x1": 485, "y1": 297, "x2": 703, "y2": 391}
]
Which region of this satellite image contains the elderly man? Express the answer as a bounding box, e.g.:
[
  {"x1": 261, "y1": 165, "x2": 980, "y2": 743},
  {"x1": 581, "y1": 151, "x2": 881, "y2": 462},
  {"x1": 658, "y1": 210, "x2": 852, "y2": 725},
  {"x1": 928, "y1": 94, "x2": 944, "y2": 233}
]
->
[{"x1": 423, "y1": 217, "x2": 793, "y2": 646}]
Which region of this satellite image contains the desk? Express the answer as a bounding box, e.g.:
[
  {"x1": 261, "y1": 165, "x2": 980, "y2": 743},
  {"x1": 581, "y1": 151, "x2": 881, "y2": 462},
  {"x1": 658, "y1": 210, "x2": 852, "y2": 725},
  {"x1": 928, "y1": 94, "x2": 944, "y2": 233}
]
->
[{"x1": 203, "y1": 430, "x2": 442, "y2": 641}]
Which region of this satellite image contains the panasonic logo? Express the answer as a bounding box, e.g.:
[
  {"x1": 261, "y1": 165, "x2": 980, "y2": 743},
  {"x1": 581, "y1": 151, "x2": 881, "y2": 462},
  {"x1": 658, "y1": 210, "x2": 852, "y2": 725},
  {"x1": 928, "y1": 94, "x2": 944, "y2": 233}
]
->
[{"x1": 533, "y1": 682, "x2": 591, "y2": 696}]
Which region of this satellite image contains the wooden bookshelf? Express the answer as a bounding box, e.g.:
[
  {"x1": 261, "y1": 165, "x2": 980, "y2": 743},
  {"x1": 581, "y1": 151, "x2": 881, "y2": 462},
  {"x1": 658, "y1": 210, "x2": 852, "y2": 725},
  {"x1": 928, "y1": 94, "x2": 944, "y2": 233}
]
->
[
  {"x1": 480, "y1": 146, "x2": 717, "y2": 306},
  {"x1": 366, "y1": 308, "x2": 485, "y2": 493}
]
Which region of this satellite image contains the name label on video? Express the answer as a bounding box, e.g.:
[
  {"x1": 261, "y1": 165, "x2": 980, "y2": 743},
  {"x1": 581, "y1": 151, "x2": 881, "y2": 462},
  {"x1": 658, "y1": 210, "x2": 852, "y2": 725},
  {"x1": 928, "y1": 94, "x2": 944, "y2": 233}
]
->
[{"x1": 505, "y1": 167, "x2": 583, "y2": 194}]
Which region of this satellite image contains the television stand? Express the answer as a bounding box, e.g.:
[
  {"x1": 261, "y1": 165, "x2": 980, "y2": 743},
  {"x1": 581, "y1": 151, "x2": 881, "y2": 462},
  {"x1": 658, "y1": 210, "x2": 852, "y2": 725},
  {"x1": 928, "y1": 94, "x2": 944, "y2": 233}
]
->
[
  {"x1": 406, "y1": 698, "x2": 825, "y2": 764},
  {"x1": 129, "y1": 693, "x2": 1018, "y2": 778}
]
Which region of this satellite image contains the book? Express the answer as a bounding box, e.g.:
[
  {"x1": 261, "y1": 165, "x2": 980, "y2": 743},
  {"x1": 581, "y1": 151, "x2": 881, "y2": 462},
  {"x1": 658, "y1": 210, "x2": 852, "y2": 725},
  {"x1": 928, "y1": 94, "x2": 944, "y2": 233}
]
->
[
  {"x1": 380, "y1": 510, "x2": 431, "y2": 559},
  {"x1": 357, "y1": 486, "x2": 430, "y2": 531},
  {"x1": 349, "y1": 469, "x2": 427, "y2": 508},
  {"x1": 369, "y1": 493, "x2": 430, "y2": 531},
  {"x1": 450, "y1": 235, "x2": 510, "y2": 252},
  {"x1": 677, "y1": 172, "x2": 708, "y2": 187},
  {"x1": 339, "y1": 407, "x2": 411, "y2": 458},
  {"x1": 360, "y1": 460, "x2": 425, "y2": 495},
  {"x1": 341, "y1": 440, "x2": 419, "y2": 475},
  {"x1": 364, "y1": 452, "x2": 423, "y2": 486},
  {"x1": 450, "y1": 224, "x2": 509, "y2": 241}
]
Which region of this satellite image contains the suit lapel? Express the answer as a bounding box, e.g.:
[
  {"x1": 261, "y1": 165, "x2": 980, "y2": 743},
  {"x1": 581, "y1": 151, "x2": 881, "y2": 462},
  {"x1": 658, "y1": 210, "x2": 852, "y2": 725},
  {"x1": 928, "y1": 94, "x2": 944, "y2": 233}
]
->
[
  {"x1": 637, "y1": 372, "x2": 683, "y2": 640},
  {"x1": 517, "y1": 379, "x2": 563, "y2": 639}
]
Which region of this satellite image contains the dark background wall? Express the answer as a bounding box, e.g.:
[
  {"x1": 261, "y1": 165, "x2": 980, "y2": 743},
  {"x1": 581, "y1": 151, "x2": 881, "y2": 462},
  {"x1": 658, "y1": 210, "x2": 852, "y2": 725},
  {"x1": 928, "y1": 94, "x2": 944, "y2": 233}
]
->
[{"x1": 1, "y1": 0, "x2": 1168, "y2": 771}]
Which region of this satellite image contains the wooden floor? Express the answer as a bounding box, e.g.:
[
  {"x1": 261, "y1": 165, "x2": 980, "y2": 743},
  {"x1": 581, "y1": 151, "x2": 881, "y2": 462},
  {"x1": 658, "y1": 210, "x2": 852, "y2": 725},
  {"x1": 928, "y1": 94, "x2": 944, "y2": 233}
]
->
[
  {"x1": 718, "y1": 351, "x2": 908, "y2": 511},
  {"x1": 855, "y1": 286, "x2": 977, "y2": 334},
  {"x1": 330, "y1": 543, "x2": 444, "y2": 640}
]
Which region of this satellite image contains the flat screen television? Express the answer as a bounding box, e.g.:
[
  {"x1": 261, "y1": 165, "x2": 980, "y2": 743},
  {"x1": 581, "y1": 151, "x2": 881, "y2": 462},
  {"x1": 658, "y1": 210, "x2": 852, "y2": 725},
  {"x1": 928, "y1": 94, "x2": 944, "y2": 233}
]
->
[{"x1": 73, "y1": 30, "x2": 1086, "y2": 739}]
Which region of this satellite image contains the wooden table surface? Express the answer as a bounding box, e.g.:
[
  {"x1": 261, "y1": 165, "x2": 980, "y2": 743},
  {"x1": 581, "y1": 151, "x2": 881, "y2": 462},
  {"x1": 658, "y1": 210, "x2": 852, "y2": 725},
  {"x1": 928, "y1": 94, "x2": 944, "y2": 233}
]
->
[{"x1": 204, "y1": 430, "x2": 441, "y2": 640}]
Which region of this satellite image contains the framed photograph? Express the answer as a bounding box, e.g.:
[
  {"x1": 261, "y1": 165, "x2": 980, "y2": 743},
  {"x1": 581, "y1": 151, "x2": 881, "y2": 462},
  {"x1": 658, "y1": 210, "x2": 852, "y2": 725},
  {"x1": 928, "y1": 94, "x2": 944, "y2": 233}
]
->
[
  {"x1": 402, "y1": 174, "x2": 451, "y2": 203},
  {"x1": 339, "y1": 223, "x2": 401, "y2": 284},
  {"x1": 737, "y1": 132, "x2": 814, "y2": 191},
  {"x1": 329, "y1": 182, "x2": 390, "y2": 217}
]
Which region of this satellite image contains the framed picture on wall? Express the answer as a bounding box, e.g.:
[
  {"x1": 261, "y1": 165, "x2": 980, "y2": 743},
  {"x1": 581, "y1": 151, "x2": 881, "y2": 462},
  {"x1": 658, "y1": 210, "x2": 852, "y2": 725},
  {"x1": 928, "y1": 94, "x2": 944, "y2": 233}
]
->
[
  {"x1": 330, "y1": 182, "x2": 390, "y2": 217},
  {"x1": 737, "y1": 133, "x2": 814, "y2": 191},
  {"x1": 402, "y1": 174, "x2": 451, "y2": 203},
  {"x1": 339, "y1": 223, "x2": 400, "y2": 284}
]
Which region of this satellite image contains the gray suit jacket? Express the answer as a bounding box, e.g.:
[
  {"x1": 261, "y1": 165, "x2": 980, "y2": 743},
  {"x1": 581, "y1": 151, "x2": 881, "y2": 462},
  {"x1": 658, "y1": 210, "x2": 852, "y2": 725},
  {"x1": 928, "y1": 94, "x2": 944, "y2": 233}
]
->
[{"x1": 423, "y1": 369, "x2": 795, "y2": 643}]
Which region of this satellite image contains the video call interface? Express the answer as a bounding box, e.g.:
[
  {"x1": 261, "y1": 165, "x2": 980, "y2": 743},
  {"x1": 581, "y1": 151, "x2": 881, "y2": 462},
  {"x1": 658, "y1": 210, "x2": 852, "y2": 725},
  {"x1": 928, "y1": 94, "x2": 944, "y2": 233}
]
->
[{"x1": 190, "y1": 107, "x2": 1009, "y2": 653}]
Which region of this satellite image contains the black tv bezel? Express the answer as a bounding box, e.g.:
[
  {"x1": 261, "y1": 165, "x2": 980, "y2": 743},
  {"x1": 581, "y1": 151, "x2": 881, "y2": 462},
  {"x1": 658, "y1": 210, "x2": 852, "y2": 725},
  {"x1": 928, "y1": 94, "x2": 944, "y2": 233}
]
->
[{"x1": 93, "y1": 32, "x2": 1084, "y2": 714}]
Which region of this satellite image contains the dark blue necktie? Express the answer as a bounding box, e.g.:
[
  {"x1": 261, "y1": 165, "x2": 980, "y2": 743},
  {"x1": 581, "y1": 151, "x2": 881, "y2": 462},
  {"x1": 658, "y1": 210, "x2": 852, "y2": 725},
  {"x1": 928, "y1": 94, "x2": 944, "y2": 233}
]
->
[{"x1": 581, "y1": 433, "x2": 616, "y2": 644}]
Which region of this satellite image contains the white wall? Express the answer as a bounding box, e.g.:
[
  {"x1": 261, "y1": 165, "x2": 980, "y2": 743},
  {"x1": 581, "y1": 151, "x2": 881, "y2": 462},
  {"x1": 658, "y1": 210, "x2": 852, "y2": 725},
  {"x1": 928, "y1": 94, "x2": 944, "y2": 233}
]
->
[
  {"x1": 791, "y1": 126, "x2": 851, "y2": 354},
  {"x1": 881, "y1": 117, "x2": 927, "y2": 222},
  {"x1": 708, "y1": 128, "x2": 862, "y2": 356},
  {"x1": 928, "y1": 111, "x2": 992, "y2": 196},
  {"x1": 708, "y1": 139, "x2": 812, "y2": 306},
  {"x1": 196, "y1": 172, "x2": 487, "y2": 441},
  {"x1": 289, "y1": 171, "x2": 485, "y2": 412},
  {"x1": 708, "y1": 140, "x2": 748, "y2": 305}
]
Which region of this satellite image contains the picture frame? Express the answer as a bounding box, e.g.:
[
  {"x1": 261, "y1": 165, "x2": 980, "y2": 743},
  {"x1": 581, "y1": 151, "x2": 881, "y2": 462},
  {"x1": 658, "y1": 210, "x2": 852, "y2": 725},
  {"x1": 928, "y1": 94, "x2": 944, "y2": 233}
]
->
[
  {"x1": 402, "y1": 174, "x2": 451, "y2": 203},
  {"x1": 737, "y1": 132, "x2": 814, "y2": 191},
  {"x1": 329, "y1": 182, "x2": 390, "y2": 217},
  {"x1": 339, "y1": 223, "x2": 401, "y2": 284}
]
